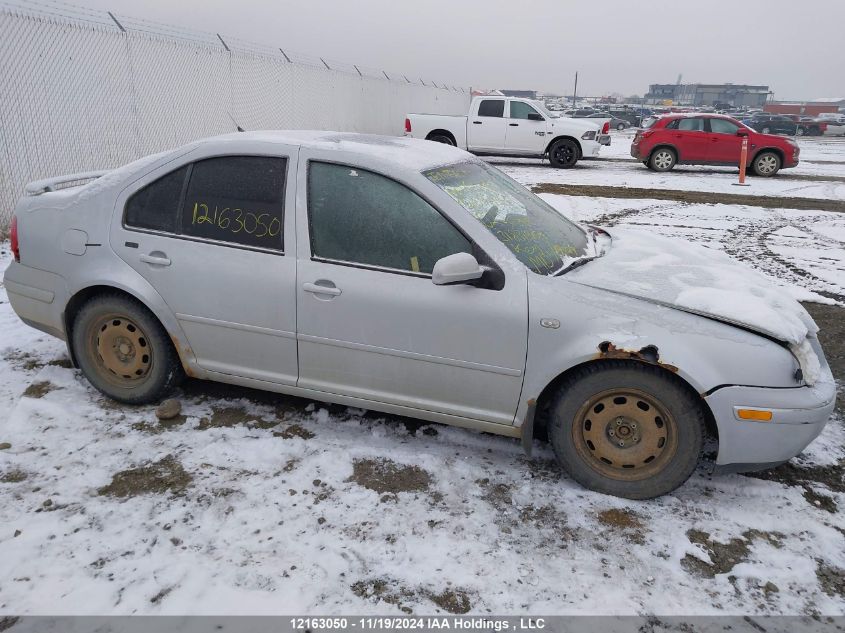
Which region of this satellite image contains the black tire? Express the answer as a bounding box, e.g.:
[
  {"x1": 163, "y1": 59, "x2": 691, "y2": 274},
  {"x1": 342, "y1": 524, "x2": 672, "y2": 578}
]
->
[
  {"x1": 71, "y1": 294, "x2": 184, "y2": 405},
  {"x1": 751, "y1": 151, "x2": 781, "y2": 177},
  {"x1": 648, "y1": 147, "x2": 676, "y2": 172},
  {"x1": 616, "y1": 123, "x2": 626, "y2": 131},
  {"x1": 547, "y1": 362, "x2": 704, "y2": 499},
  {"x1": 427, "y1": 133, "x2": 455, "y2": 146},
  {"x1": 548, "y1": 138, "x2": 579, "y2": 168}
]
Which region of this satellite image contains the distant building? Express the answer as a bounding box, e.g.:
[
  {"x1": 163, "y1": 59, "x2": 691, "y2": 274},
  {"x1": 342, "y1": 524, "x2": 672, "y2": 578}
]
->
[{"x1": 645, "y1": 83, "x2": 770, "y2": 107}]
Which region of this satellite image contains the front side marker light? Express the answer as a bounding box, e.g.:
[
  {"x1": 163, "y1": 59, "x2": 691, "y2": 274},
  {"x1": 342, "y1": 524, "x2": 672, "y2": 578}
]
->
[{"x1": 737, "y1": 409, "x2": 773, "y2": 422}]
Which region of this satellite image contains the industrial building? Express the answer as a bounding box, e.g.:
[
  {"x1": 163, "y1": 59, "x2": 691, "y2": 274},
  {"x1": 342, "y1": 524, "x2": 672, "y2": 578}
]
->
[{"x1": 645, "y1": 83, "x2": 770, "y2": 107}]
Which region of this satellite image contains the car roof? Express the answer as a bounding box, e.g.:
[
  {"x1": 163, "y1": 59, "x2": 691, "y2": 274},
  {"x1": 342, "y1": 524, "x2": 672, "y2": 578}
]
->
[{"x1": 198, "y1": 130, "x2": 473, "y2": 172}]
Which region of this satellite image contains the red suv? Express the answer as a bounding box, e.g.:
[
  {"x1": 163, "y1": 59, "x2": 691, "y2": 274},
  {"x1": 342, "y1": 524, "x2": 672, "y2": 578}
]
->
[{"x1": 631, "y1": 114, "x2": 799, "y2": 177}]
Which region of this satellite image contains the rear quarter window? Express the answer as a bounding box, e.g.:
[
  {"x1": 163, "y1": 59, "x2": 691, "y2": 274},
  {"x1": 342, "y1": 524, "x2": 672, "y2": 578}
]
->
[{"x1": 124, "y1": 166, "x2": 188, "y2": 233}]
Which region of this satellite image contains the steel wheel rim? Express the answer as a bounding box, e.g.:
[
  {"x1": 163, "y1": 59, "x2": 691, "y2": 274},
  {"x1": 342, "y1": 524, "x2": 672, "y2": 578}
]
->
[
  {"x1": 757, "y1": 155, "x2": 778, "y2": 174},
  {"x1": 89, "y1": 314, "x2": 153, "y2": 386},
  {"x1": 554, "y1": 143, "x2": 575, "y2": 165},
  {"x1": 654, "y1": 151, "x2": 673, "y2": 169},
  {"x1": 571, "y1": 388, "x2": 678, "y2": 481}
]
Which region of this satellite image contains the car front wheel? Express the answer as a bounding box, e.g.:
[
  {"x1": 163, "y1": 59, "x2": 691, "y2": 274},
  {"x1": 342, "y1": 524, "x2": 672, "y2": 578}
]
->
[
  {"x1": 649, "y1": 148, "x2": 676, "y2": 172},
  {"x1": 548, "y1": 138, "x2": 579, "y2": 168},
  {"x1": 72, "y1": 294, "x2": 184, "y2": 404},
  {"x1": 752, "y1": 151, "x2": 781, "y2": 177},
  {"x1": 547, "y1": 363, "x2": 704, "y2": 499}
]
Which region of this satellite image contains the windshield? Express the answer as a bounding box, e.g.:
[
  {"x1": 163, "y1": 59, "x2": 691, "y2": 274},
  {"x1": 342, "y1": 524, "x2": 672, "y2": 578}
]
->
[{"x1": 424, "y1": 161, "x2": 590, "y2": 275}]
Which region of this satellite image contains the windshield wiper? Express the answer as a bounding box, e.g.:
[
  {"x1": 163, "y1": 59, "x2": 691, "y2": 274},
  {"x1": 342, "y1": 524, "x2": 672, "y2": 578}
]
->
[{"x1": 550, "y1": 255, "x2": 596, "y2": 277}]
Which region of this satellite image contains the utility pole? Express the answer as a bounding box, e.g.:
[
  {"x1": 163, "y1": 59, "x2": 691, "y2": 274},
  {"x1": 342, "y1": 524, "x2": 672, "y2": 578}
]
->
[{"x1": 573, "y1": 71, "x2": 578, "y2": 104}]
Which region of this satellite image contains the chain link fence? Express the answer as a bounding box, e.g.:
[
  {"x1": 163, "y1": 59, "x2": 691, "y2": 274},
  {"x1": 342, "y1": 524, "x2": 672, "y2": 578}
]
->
[{"x1": 0, "y1": 0, "x2": 471, "y2": 229}]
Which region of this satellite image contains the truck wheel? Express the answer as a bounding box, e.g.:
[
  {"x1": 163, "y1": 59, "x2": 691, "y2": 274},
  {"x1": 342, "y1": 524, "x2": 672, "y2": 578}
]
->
[
  {"x1": 547, "y1": 362, "x2": 704, "y2": 499},
  {"x1": 72, "y1": 294, "x2": 184, "y2": 405},
  {"x1": 752, "y1": 151, "x2": 781, "y2": 177},
  {"x1": 427, "y1": 133, "x2": 455, "y2": 146},
  {"x1": 649, "y1": 148, "x2": 676, "y2": 172},
  {"x1": 549, "y1": 139, "x2": 579, "y2": 168}
]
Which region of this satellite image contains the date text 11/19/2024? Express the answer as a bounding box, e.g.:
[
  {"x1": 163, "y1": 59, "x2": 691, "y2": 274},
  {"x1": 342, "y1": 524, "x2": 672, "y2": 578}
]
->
[{"x1": 289, "y1": 617, "x2": 546, "y2": 631}]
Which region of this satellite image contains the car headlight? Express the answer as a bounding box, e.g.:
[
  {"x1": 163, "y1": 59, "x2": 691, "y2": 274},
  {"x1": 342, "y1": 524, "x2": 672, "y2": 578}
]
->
[{"x1": 581, "y1": 131, "x2": 597, "y2": 140}]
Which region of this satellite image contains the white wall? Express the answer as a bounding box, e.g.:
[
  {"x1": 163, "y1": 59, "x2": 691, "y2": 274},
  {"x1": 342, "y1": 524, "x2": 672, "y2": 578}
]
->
[{"x1": 0, "y1": 9, "x2": 470, "y2": 228}]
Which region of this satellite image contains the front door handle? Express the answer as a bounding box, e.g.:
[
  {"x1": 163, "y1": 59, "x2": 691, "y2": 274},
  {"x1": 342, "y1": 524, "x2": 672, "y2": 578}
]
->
[
  {"x1": 303, "y1": 281, "x2": 341, "y2": 297},
  {"x1": 139, "y1": 253, "x2": 171, "y2": 266},
  {"x1": 472, "y1": 121, "x2": 482, "y2": 125},
  {"x1": 509, "y1": 123, "x2": 519, "y2": 127}
]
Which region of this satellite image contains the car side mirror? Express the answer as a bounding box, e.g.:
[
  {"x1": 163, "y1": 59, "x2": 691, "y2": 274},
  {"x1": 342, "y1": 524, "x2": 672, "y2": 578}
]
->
[
  {"x1": 432, "y1": 252, "x2": 485, "y2": 286},
  {"x1": 527, "y1": 113, "x2": 544, "y2": 122}
]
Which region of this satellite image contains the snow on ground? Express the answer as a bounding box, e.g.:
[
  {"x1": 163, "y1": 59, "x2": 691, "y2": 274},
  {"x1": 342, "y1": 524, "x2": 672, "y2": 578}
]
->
[{"x1": 2, "y1": 135, "x2": 845, "y2": 617}]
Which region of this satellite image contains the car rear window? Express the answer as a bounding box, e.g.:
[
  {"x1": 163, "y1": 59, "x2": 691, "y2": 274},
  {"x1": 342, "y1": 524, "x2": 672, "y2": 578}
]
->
[
  {"x1": 478, "y1": 100, "x2": 505, "y2": 118},
  {"x1": 180, "y1": 156, "x2": 286, "y2": 250}
]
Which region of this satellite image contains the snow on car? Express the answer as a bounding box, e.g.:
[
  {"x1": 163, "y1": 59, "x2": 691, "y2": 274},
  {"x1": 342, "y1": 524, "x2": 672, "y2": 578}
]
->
[
  {"x1": 405, "y1": 96, "x2": 611, "y2": 168},
  {"x1": 4, "y1": 131, "x2": 836, "y2": 499}
]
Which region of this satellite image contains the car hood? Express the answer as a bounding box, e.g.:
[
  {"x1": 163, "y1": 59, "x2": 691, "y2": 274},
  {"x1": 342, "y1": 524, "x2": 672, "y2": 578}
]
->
[{"x1": 566, "y1": 228, "x2": 818, "y2": 347}]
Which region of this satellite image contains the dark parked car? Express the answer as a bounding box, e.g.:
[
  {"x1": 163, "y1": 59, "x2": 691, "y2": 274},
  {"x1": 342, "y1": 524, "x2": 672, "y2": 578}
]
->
[
  {"x1": 631, "y1": 114, "x2": 800, "y2": 176},
  {"x1": 587, "y1": 112, "x2": 630, "y2": 130},
  {"x1": 742, "y1": 114, "x2": 805, "y2": 136}
]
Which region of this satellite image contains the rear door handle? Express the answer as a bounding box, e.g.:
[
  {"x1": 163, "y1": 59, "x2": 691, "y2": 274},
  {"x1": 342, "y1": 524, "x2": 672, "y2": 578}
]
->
[
  {"x1": 472, "y1": 121, "x2": 482, "y2": 125},
  {"x1": 509, "y1": 123, "x2": 519, "y2": 127},
  {"x1": 303, "y1": 281, "x2": 341, "y2": 296},
  {"x1": 139, "y1": 253, "x2": 171, "y2": 266}
]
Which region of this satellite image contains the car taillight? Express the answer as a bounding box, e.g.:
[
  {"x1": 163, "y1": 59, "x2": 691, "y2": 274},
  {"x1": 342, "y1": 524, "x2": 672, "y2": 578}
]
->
[
  {"x1": 404, "y1": 118, "x2": 412, "y2": 133},
  {"x1": 10, "y1": 214, "x2": 20, "y2": 262},
  {"x1": 601, "y1": 122, "x2": 610, "y2": 134}
]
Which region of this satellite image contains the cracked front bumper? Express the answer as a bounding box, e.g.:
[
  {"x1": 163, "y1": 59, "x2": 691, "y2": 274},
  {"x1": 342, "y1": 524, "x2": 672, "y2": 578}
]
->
[{"x1": 704, "y1": 340, "x2": 836, "y2": 471}]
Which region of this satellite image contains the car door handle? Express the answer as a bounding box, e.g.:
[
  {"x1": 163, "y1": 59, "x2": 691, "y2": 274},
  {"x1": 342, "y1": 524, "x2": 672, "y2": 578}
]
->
[
  {"x1": 139, "y1": 253, "x2": 171, "y2": 266},
  {"x1": 472, "y1": 121, "x2": 482, "y2": 124},
  {"x1": 303, "y1": 281, "x2": 341, "y2": 296},
  {"x1": 509, "y1": 123, "x2": 519, "y2": 127}
]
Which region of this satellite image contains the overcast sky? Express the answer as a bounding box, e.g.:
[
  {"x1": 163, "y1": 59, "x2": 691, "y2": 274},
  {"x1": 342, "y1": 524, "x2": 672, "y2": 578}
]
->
[{"x1": 76, "y1": 0, "x2": 844, "y2": 101}]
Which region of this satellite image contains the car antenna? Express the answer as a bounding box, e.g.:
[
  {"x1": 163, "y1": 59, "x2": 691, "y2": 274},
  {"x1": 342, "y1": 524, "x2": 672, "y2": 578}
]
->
[{"x1": 227, "y1": 112, "x2": 245, "y2": 132}]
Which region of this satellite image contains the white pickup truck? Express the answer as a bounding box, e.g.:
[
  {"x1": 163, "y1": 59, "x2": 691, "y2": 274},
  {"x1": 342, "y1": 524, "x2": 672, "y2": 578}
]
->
[{"x1": 404, "y1": 96, "x2": 611, "y2": 168}]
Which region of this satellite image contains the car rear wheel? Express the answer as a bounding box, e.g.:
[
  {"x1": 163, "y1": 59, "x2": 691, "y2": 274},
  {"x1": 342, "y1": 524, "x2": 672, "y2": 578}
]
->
[
  {"x1": 648, "y1": 148, "x2": 676, "y2": 172},
  {"x1": 72, "y1": 294, "x2": 184, "y2": 404},
  {"x1": 548, "y1": 138, "x2": 579, "y2": 168},
  {"x1": 761, "y1": 126, "x2": 771, "y2": 134},
  {"x1": 752, "y1": 151, "x2": 781, "y2": 177},
  {"x1": 547, "y1": 362, "x2": 704, "y2": 499},
  {"x1": 427, "y1": 133, "x2": 455, "y2": 146},
  {"x1": 616, "y1": 123, "x2": 626, "y2": 131},
  {"x1": 796, "y1": 127, "x2": 805, "y2": 136}
]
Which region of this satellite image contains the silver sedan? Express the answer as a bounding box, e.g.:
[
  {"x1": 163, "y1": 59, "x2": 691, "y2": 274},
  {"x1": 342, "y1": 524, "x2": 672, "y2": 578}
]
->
[{"x1": 4, "y1": 132, "x2": 835, "y2": 499}]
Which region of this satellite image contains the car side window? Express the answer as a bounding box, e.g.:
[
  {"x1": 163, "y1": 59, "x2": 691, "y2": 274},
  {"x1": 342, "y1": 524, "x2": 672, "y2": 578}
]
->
[
  {"x1": 477, "y1": 100, "x2": 505, "y2": 118},
  {"x1": 664, "y1": 119, "x2": 680, "y2": 130},
  {"x1": 124, "y1": 166, "x2": 189, "y2": 233},
  {"x1": 307, "y1": 162, "x2": 472, "y2": 275},
  {"x1": 677, "y1": 118, "x2": 704, "y2": 131},
  {"x1": 709, "y1": 119, "x2": 739, "y2": 134},
  {"x1": 181, "y1": 156, "x2": 286, "y2": 250},
  {"x1": 509, "y1": 101, "x2": 540, "y2": 120}
]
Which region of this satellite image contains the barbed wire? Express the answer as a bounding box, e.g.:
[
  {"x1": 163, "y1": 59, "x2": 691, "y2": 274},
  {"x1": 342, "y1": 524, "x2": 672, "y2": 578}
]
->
[{"x1": 0, "y1": 0, "x2": 468, "y2": 90}]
